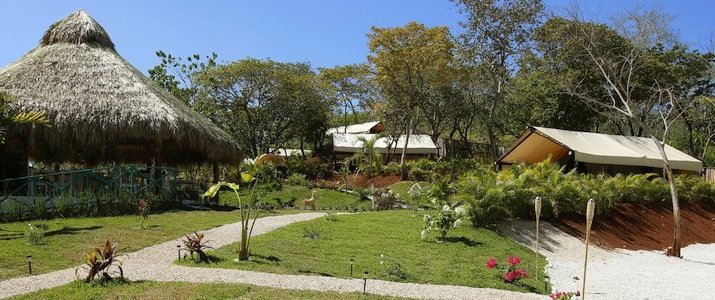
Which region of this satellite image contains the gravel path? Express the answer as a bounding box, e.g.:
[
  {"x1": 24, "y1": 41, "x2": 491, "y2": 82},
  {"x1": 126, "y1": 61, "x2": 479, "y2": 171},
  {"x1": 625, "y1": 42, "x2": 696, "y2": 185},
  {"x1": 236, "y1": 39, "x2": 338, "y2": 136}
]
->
[
  {"x1": 500, "y1": 220, "x2": 715, "y2": 299},
  {"x1": 0, "y1": 213, "x2": 541, "y2": 300}
]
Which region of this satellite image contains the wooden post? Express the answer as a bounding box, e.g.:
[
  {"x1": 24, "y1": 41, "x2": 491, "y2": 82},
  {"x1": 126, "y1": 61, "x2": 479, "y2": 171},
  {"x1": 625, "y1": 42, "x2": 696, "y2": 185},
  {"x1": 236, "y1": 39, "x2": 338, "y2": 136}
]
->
[{"x1": 582, "y1": 199, "x2": 595, "y2": 299}]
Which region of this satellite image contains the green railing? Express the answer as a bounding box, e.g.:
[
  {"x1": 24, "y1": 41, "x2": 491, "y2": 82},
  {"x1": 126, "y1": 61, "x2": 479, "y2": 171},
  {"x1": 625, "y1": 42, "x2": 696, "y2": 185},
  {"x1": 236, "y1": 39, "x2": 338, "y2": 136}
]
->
[{"x1": 0, "y1": 165, "x2": 178, "y2": 204}]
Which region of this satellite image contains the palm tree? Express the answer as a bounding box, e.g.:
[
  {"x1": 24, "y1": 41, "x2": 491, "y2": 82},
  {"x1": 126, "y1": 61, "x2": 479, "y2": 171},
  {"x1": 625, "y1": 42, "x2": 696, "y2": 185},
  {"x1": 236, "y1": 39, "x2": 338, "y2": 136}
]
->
[{"x1": 0, "y1": 92, "x2": 50, "y2": 144}]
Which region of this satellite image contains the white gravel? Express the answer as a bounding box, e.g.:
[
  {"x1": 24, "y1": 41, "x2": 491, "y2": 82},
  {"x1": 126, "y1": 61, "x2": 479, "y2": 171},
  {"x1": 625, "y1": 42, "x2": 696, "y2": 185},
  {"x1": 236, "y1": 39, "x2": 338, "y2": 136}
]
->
[
  {"x1": 500, "y1": 220, "x2": 715, "y2": 299},
  {"x1": 0, "y1": 213, "x2": 540, "y2": 300}
]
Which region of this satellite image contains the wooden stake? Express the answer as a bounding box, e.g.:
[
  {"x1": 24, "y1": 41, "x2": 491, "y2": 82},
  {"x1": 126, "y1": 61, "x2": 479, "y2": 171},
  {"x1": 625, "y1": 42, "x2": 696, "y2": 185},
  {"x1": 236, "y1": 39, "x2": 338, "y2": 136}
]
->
[
  {"x1": 534, "y1": 196, "x2": 542, "y2": 291},
  {"x1": 583, "y1": 199, "x2": 595, "y2": 299}
]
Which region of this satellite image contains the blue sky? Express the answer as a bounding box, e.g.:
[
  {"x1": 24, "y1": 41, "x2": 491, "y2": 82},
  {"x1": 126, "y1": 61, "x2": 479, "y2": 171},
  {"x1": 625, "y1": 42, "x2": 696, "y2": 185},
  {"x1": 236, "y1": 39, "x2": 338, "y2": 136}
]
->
[{"x1": 0, "y1": 1, "x2": 712, "y2": 73}]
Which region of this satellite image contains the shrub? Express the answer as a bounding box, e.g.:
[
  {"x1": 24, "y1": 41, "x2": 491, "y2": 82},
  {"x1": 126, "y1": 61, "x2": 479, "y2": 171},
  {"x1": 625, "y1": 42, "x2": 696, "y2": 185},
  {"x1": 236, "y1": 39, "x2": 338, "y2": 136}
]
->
[
  {"x1": 181, "y1": 232, "x2": 213, "y2": 262},
  {"x1": 76, "y1": 240, "x2": 123, "y2": 283},
  {"x1": 25, "y1": 223, "x2": 48, "y2": 245},
  {"x1": 324, "y1": 211, "x2": 339, "y2": 222},
  {"x1": 302, "y1": 225, "x2": 323, "y2": 240},
  {"x1": 286, "y1": 173, "x2": 309, "y2": 186},
  {"x1": 380, "y1": 254, "x2": 408, "y2": 279},
  {"x1": 421, "y1": 204, "x2": 468, "y2": 240}
]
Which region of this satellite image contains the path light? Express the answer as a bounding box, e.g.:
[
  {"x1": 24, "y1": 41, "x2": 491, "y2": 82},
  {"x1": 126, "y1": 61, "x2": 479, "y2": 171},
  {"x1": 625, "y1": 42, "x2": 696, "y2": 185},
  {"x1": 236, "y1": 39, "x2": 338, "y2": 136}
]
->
[
  {"x1": 534, "y1": 196, "x2": 542, "y2": 291},
  {"x1": 350, "y1": 258, "x2": 354, "y2": 277},
  {"x1": 582, "y1": 199, "x2": 596, "y2": 300},
  {"x1": 363, "y1": 271, "x2": 368, "y2": 293},
  {"x1": 177, "y1": 245, "x2": 182, "y2": 261},
  {"x1": 27, "y1": 255, "x2": 32, "y2": 275}
]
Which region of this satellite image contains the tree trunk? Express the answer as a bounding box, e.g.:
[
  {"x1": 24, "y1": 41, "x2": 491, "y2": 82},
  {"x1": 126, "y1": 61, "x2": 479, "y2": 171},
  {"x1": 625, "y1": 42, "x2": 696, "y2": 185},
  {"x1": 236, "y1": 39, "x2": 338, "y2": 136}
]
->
[
  {"x1": 485, "y1": 120, "x2": 499, "y2": 161},
  {"x1": 399, "y1": 118, "x2": 413, "y2": 180},
  {"x1": 650, "y1": 135, "x2": 681, "y2": 257}
]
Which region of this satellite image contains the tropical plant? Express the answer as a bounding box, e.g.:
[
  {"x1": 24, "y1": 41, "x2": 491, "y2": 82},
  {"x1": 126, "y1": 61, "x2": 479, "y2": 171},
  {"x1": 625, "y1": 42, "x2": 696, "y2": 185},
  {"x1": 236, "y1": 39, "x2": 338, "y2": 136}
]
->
[
  {"x1": 302, "y1": 225, "x2": 323, "y2": 240},
  {"x1": 203, "y1": 173, "x2": 258, "y2": 261},
  {"x1": 421, "y1": 203, "x2": 468, "y2": 241},
  {"x1": 76, "y1": 240, "x2": 123, "y2": 283},
  {"x1": 0, "y1": 92, "x2": 51, "y2": 144},
  {"x1": 379, "y1": 254, "x2": 408, "y2": 279},
  {"x1": 137, "y1": 198, "x2": 149, "y2": 229},
  {"x1": 324, "y1": 211, "x2": 339, "y2": 222},
  {"x1": 181, "y1": 231, "x2": 213, "y2": 262},
  {"x1": 486, "y1": 255, "x2": 528, "y2": 284},
  {"x1": 345, "y1": 133, "x2": 386, "y2": 186},
  {"x1": 25, "y1": 223, "x2": 48, "y2": 246}
]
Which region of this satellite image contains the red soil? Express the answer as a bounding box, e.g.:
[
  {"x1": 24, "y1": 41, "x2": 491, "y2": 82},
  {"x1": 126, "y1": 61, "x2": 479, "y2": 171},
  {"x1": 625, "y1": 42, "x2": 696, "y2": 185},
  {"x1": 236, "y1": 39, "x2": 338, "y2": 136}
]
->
[{"x1": 553, "y1": 202, "x2": 715, "y2": 251}]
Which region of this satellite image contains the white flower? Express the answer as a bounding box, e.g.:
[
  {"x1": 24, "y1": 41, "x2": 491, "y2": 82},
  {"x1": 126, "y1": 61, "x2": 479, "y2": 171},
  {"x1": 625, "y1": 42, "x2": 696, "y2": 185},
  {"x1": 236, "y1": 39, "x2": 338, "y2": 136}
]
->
[
  {"x1": 453, "y1": 219, "x2": 463, "y2": 228},
  {"x1": 420, "y1": 230, "x2": 428, "y2": 240},
  {"x1": 455, "y1": 205, "x2": 465, "y2": 216},
  {"x1": 423, "y1": 214, "x2": 430, "y2": 221},
  {"x1": 442, "y1": 204, "x2": 450, "y2": 212}
]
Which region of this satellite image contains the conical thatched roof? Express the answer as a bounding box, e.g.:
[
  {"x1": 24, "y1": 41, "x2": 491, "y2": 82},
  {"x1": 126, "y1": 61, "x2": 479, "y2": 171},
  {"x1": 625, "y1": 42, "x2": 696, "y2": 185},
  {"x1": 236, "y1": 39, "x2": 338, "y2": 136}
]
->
[{"x1": 0, "y1": 11, "x2": 240, "y2": 165}]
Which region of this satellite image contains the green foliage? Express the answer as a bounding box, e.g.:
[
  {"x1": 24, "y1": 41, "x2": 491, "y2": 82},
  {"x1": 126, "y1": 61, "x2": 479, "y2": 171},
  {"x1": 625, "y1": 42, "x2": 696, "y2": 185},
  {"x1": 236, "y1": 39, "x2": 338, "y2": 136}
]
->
[
  {"x1": 188, "y1": 211, "x2": 551, "y2": 294},
  {"x1": 380, "y1": 255, "x2": 409, "y2": 280},
  {"x1": 285, "y1": 156, "x2": 332, "y2": 180},
  {"x1": 0, "y1": 92, "x2": 51, "y2": 144},
  {"x1": 324, "y1": 211, "x2": 339, "y2": 222},
  {"x1": 302, "y1": 225, "x2": 323, "y2": 240},
  {"x1": 24, "y1": 223, "x2": 48, "y2": 246},
  {"x1": 457, "y1": 161, "x2": 715, "y2": 227},
  {"x1": 285, "y1": 173, "x2": 308, "y2": 186}
]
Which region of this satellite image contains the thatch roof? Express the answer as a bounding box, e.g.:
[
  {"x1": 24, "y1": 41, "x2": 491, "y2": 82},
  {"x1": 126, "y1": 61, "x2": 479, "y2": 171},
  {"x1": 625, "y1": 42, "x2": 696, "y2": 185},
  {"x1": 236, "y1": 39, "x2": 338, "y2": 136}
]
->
[{"x1": 0, "y1": 11, "x2": 240, "y2": 165}]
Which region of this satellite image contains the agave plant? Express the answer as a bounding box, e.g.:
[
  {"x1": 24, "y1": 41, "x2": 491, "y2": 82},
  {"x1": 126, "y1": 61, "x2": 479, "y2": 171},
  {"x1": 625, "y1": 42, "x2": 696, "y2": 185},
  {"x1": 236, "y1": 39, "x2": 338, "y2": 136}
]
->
[
  {"x1": 181, "y1": 231, "x2": 213, "y2": 262},
  {"x1": 75, "y1": 240, "x2": 123, "y2": 283}
]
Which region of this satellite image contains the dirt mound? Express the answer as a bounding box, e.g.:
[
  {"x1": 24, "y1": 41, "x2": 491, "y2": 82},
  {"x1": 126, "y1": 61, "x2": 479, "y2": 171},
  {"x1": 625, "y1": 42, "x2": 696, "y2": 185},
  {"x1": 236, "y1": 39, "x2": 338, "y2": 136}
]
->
[{"x1": 553, "y1": 202, "x2": 715, "y2": 251}]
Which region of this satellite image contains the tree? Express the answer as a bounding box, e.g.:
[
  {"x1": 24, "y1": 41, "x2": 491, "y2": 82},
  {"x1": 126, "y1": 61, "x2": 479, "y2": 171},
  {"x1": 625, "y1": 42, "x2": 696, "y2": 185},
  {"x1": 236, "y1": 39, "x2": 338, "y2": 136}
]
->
[
  {"x1": 452, "y1": 0, "x2": 544, "y2": 160},
  {"x1": 367, "y1": 22, "x2": 454, "y2": 177},
  {"x1": 148, "y1": 51, "x2": 218, "y2": 107},
  {"x1": 194, "y1": 59, "x2": 329, "y2": 158},
  {"x1": 562, "y1": 14, "x2": 696, "y2": 257},
  {"x1": 318, "y1": 64, "x2": 376, "y2": 129}
]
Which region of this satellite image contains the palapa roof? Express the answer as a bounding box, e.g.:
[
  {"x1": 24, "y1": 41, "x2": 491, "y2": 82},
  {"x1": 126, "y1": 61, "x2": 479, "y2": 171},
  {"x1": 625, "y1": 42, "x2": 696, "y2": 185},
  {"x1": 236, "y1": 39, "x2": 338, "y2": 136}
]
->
[
  {"x1": 0, "y1": 11, "x2": 240, "y2": 165},
  {"x1": 498, "y1": 126, "x2": 702, "y2": 172},
  {"x1": 332, "y1": 133, "x2": 437, "y2": 154}
]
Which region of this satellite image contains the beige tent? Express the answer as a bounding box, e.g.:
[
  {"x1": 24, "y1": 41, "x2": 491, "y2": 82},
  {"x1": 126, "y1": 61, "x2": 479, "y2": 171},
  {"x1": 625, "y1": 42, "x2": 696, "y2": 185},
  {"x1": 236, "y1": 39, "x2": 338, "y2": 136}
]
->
[{"x1": 497, "y1": 126, "x2": 702, "y2": 173}]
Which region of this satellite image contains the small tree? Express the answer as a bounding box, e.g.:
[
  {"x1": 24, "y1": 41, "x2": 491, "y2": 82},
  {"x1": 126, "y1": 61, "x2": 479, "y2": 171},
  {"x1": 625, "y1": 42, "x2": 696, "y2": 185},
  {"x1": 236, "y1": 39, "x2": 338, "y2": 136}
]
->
[{"x1": 203, "y1": 173, "x2": 259, "y2": 261}]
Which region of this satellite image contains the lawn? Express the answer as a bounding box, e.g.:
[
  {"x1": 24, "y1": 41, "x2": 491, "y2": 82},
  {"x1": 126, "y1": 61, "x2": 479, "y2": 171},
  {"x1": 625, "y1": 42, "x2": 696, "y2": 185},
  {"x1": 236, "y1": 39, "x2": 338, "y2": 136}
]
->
[
  {"x1": 387, "y1": 181, "x2": 432, "y2": 207},
  {"x1": 9, "y1": 280, "x2": 404, "y2": 300},
  {"x1": 0, "y1": 209, "x2": 288, "y2": 281},
  {"x1": 178, "y1": 210, "x2": 551, "y2": 294},
  {"x1": 219, "y1": 184, "x2": 371, "y2": 210}
]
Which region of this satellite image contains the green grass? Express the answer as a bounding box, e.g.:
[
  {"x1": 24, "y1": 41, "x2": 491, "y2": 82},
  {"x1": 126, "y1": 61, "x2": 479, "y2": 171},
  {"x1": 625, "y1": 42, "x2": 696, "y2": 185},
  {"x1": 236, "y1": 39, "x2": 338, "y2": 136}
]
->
[
  {"x1": 219, "y1": 184, "x2": 371, "y2": 210},
  {"x1": 9, "y1": 279, "x2": 405, "y2": 300},
  {"x1": 387, "y1": 181, "x2": 432, "y2": 207},
  {"x1": 178, "y1": 210, "x2": 550, "y2": 294},
  {"x1": 0, "y1": 209, "x2": 288, "y2": 281}
]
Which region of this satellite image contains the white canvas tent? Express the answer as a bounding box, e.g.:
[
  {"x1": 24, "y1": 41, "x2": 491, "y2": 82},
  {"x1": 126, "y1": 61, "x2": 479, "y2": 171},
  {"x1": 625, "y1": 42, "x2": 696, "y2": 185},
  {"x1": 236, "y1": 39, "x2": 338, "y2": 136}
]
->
[
  {"x1": 332, "y1": 133, "x2": 437, "y2": 155},
  {"x1": 325, "y1": 121, "x2": 384, "y2": 135},
  {"x1": 497, "y1": 126, "x2": 702, "y2": 173}
]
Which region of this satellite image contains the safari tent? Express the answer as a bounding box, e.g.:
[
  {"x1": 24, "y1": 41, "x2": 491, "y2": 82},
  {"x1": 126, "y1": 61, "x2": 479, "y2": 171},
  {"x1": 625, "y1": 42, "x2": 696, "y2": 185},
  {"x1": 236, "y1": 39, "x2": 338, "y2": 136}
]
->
[{"x1": 497, "y1": 126, "x2": 702, "y2": 174}]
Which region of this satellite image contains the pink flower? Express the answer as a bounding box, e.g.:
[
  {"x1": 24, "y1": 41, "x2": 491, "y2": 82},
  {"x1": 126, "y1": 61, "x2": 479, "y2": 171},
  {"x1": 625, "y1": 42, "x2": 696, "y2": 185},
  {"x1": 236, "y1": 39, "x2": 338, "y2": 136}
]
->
[
  {"x1": 507, "y1": 255, "x2": 521, "y2": 266},
  {"x1": 515, "y1": 268, "x2": 528, "y2": 278},
  {"x1": 486, "y1": 258, "x2": 497, "y2": 269},
  {"x1": 504, "y1": 271, "x2": 517, "y2": 283}
]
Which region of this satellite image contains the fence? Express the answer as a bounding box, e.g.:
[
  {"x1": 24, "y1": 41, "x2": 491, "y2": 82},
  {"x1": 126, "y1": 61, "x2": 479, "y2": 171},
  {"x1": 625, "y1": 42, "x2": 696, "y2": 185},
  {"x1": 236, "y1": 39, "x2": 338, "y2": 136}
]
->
[{"x1": 0, "y1": 166, "x2": 179, "y2": 220}]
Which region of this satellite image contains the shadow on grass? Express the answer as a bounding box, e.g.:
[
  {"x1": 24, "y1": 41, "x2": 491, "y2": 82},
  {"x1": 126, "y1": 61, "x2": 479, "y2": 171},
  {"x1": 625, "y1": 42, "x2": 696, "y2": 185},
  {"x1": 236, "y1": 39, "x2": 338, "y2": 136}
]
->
[
  {"x1": 440, "y1": 236, "x2": 484, "y2": 247},
  {"x1": 181, "y1": 254, "x2": 223, "y2": 264},
  {"x1": 0, "y1": 233, "x2": 23, "y2": 240},
  {"x1": 45, "y1": 225, "x2": 103, "y2": 237},
  {"x1": 297, "y1": 268, "x2": 335, "y2": 277},
  {"x1": 252, "y1": 254, "x2": 282, "y2": 264}
]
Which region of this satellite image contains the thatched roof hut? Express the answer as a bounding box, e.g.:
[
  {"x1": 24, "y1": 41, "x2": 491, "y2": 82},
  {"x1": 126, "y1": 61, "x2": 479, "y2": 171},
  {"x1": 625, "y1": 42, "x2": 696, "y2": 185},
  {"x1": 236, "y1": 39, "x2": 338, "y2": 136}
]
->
[{"x1": 0, "y1": 11, "x2": 239, "y2": 165}]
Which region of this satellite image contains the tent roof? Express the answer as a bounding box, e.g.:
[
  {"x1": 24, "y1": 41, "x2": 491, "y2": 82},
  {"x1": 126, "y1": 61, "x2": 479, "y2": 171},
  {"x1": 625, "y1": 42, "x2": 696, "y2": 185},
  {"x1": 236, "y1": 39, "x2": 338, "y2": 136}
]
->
[
  {"x1": 326, "y1": 121, "x2": 383, "y2": 135},
  {"x1": 332, "y1": 133, "x2": 437, "y2": 154},
  {"x1": 0, "y1": 11, "x2": 240, "y2": 165},
  {"x1": 498, "y1": 126, "x2": 702, "y2": 172}
]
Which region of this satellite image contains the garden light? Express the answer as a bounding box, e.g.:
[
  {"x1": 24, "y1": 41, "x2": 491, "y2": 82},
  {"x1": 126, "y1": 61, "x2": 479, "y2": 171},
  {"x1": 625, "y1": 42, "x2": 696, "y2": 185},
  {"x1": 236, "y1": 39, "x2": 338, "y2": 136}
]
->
[
  {"x1": 582, "y1": 199, "x2": 595, "y2": 300},
  {"x1": 177, "y1": 244, "x2": 182, "y2": 261},
  {"x1": 27, "y1": 255, "x2": 32, "y2": 275},
  {"x1": 350, "y1": 258, "x2": 354, "y2": 277},
  {"x1": 363, "y1": 271, "x2": 368, "y2": 293}
]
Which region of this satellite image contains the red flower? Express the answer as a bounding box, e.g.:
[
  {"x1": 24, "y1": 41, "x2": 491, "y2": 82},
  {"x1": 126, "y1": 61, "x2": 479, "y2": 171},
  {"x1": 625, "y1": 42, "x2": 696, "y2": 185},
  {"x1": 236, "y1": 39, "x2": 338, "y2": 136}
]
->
[
  {"x1": 486, "y1": 258, "x2": 497, "y2": 269},
  {"x1": 515, "y1": 268, "x2": 528, "y2": 278},
  {"x1": 576, "y1": 291, "x2": 581, "y2": 296},
  {"x1": 507, "y1": 255, "x2": 521, "y2": 266},
  {"x1": 504, "y1": 271, "x2": 517, "y2": 283}
]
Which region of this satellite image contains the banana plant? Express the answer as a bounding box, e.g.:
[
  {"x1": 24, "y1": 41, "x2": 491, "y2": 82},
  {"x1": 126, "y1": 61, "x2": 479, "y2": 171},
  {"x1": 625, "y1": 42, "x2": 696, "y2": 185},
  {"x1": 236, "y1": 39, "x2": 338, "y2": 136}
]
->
[
  {"x1": 0, "y1": 92, "x2": 50, "y2": 144},
  {"x1": 203, "y1": 172, "x2": 257, "y2": 261}
]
